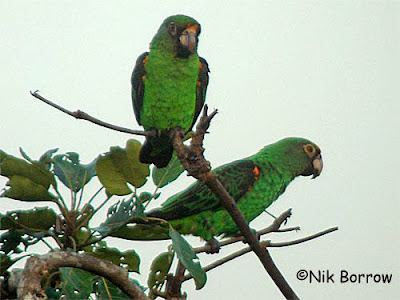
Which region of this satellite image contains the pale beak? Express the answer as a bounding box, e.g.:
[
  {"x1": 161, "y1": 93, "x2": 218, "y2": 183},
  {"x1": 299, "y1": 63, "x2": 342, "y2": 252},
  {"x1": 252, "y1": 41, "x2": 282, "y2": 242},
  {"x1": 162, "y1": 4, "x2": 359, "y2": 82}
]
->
[
  {"x1": 179, "y1": 27, "x2": 198, "y2": 53},
  {"x1": 311, "y1": 154, "x2": 323, "y2": 179}
]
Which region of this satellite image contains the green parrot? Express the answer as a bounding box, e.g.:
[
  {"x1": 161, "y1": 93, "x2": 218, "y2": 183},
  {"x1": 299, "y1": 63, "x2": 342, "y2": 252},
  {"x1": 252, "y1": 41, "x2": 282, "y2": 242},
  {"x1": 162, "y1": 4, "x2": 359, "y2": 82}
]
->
[
  {"x1": 131, "y1": 15, "x2": 209, "y2": 168},
  {"x1": 111, "y1": 137, "x2": 323, "y2": 241}
]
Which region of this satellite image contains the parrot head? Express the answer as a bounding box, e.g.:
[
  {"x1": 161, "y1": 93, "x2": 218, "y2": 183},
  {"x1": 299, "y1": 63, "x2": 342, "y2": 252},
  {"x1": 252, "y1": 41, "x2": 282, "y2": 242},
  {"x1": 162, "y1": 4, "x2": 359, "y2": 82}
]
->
[
  {"x1": 152, "y1": 15, "x2": 201, "y2": 58},
  {"x1": 263, "y1": 137, "x2": 323, "y2": 179}
]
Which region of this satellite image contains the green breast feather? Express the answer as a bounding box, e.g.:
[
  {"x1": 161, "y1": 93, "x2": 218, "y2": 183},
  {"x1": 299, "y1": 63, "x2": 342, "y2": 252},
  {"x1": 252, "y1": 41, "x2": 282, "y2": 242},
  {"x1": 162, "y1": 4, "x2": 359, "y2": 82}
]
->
[{"x1": 141, "y1": 51, "x2": 199, "y2": 131}]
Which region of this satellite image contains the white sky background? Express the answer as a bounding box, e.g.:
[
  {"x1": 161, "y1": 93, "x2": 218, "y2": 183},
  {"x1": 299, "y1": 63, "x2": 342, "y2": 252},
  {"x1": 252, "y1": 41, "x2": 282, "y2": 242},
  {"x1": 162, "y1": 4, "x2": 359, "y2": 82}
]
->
[{"x1": 1, "y1": 1, "x2": 399, "y2": 299}]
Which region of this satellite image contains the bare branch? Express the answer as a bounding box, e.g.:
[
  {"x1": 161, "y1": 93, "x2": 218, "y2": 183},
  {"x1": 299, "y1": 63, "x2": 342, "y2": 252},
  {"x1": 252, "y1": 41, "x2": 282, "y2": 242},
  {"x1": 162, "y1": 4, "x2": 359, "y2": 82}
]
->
[
  {"x1": 193, "y1": 208, "x2": 294, "y2": 254},
  {"x1": 17, "y1": 252, "x2": 149, "y2": 300},
  {"x1": 183, "y1": 226, "x2": 338, "y2": 283},
  {"x1": 30, "y1": 90, "x2": 151, "y2": 136},
  {"x1": 171, "y1": 105, "x2": 299, "y2": 299}
]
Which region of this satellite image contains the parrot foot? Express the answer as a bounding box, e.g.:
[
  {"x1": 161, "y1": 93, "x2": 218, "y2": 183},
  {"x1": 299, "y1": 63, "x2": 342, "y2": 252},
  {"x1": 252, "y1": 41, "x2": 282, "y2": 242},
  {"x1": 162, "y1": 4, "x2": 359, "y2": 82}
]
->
[
  {"x1": 168, "y1": 127, "x2": 185, "y2": 139},
  {"x1": 147, "y1": 128, "x2": 163, "y2": 137},
  {"x1": 205, "y1": 238, "x2": 220, "y2": 254}
]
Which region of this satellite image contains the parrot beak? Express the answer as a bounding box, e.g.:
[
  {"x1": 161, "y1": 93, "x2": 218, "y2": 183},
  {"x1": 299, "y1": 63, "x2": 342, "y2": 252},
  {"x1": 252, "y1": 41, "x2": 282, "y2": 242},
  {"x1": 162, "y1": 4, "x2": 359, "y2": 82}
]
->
[
  {"x1": 311, "y1": 154, "x2": 323, "y2": 179},
  {"x1": 179, "y1": 25, "x2": 198, "y2": 53}
]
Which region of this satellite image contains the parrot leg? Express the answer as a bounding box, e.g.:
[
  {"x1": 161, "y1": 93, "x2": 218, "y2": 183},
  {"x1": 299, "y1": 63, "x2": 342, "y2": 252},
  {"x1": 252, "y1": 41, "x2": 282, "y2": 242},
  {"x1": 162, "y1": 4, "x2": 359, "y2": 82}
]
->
[{"x1": 205, "y1": 237, "x2": 220, "y2": 254}]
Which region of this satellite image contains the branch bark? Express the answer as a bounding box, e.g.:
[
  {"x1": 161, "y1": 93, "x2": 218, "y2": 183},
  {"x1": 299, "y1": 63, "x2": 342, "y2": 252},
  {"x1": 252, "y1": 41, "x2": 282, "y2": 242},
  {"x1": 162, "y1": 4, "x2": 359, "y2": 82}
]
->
[
  {"x1": 17, "y1": 252, "x2": 149, "y2": 300},
  {"x1": 171, "y1": 105, "x2": 299, "y2": 299},
  {"x1": 30, "y1": 90, "x2": 150, "y2": 136}
]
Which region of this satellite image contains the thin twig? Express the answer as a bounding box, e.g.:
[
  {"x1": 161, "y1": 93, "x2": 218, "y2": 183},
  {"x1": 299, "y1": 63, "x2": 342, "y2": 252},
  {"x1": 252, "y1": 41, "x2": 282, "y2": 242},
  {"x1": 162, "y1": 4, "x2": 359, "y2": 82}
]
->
[
  {"x1": 30, "y1": 90, "x2": 151, "y2": 136},
  {"x1": 263, "y1": 226, "x2": 339, "y2": 248}
]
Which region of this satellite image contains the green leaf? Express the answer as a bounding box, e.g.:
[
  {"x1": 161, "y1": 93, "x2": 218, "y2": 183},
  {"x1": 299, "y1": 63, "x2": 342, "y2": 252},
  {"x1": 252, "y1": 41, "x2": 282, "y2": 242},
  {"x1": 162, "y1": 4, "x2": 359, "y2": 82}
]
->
[
  {"x1": 53, "y1": 152, "x2": 96, "y2": 192},
  {"x1": 60, "y1": 267, "x2": 93, "y2": 300},
  {"x1": 39, "y1": 148, "x2": 59, "y2": 169},
  {"x1": 0, "y1": 207, "x2": 57, "y2": 231},
  {"x1": 152, "y1": 153, "x2": 185, "y2": 188},
  {"x1": 96, "y1": 139, "x2": 149, "y2": 195},
  {"x1": 1, "y1": 175, "x2": 57, "y2": 201},
  {"x1": 138, "y1": 191, "x2": 152, "y2": 203},
  {"x1": 96, "y1": 198, "x2": 145, "y2": 236},
  {"x1": 147, "y1": 249, "x2": 174, "y2": 294},
  {"x1": 90, "y1": 246, "x2": 140, "y2": 273},
  {"x1": 0, "y1": 150, "x2": 7, "y2": 163},
  {"x1": 95, "y1": 277, "x2": 130, "y2": 299},
  {"x1": 0, "y1": 231, "x2": 26, "y2": 254},
  {"x1": 0, "y1": 253, "x2": 15, "y2": 276},
  {"x1": 169, "y1": 227, "x2": 207, "y2": 289},
  {"x1": 0, "y1": 154, "x2": 55, "y2": 188}
]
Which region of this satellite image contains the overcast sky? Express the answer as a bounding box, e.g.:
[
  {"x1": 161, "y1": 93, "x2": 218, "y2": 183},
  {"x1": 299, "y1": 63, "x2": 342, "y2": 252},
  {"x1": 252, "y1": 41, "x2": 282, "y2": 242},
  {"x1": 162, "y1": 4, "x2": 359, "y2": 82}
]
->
[{"x1": 1, "y1": 1, "x2": 399, "y2": 299}]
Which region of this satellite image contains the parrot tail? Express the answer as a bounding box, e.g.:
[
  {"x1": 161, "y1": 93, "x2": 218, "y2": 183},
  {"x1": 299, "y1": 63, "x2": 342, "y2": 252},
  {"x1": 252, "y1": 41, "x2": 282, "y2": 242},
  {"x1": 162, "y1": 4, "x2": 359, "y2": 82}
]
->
[
  {"x1": 109, "y1": 223, "x2": 171, "y2": 241},
  {"x1": 139, "y1": 134, "x2": 173, "y2": 168}
]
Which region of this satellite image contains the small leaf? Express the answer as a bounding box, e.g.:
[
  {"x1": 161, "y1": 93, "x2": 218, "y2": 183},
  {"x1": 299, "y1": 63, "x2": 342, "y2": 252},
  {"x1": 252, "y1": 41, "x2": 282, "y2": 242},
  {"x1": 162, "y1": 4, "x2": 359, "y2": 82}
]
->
[
  {"x1": 152, "y1": 153, "x2": 185, "y2": 188},
  {"x1": 96, "y1": 198, "x2": 145, "y2": 236},
  {"x1": 96, "y1": 139, "x2": 149, "y2": 195},
  {"x1": 0, "y1": 231, "x2": 25, "y2": 254},
  {"x1": 0, "y1": 150, "x2": 7, "y2": 163},
  {"x1": 147, "y1": 249, "x2": 174, "y2": 293},
  {"x1": 0, "y1": 207, "x2": 57, "y2": 231},
  {"x1": 39, "y1": 148, "x2": 59, "y2": 170},
  {"x1": 1, "y1": 175, "x2": 57, "y2": 201},
  {"x1": 90, "y1": 246, "x2": 140, "y2": 273},
  {"x1": 0, "y1": 253, "x2": 15, "y2": 276},
  {"x1": 138, "y1": 192, "x2": 152, "y2": 203},
  {"x1": 60, "y1": 268, "x2": 93, "y2": 300},
  {"x1": 169, "y1": 227, "x2": 207, "y2": 289},
  {"x1": 53, "y1": 153, "x2": 96, "y2": 192},
  {"x1": 19, "y1": 147, "x2": 34, "y2": 163}
]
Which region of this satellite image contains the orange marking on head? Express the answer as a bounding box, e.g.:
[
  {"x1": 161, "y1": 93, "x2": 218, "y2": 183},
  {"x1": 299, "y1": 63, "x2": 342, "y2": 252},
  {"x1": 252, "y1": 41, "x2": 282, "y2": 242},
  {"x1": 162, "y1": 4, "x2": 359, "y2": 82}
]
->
[
  {"x1": 186, "y1": 24, "x2": 199, "y2": 32},
  {"x1": 252, "y1": 166, "x2": 260, "y2": 180},
  {"x1": 197, "y1": 80, "x2": 201, "y2": 87},
  {"x1": 143, "y1": 56, "x2": 149, "y2": 65}
]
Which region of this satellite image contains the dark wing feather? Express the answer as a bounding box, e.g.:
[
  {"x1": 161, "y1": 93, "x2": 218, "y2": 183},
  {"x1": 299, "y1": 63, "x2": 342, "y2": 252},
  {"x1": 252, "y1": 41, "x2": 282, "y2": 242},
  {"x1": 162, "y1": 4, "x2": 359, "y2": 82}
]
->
[
  {"x1": 189, "y1": 57, "x2": 210, "y2": 131},
  {"x1": 147, "y1": 159, "x2": 260, "y2": 220},
  {"x1": 131, "y1": 52, "x2": 148, "y2": 125}
]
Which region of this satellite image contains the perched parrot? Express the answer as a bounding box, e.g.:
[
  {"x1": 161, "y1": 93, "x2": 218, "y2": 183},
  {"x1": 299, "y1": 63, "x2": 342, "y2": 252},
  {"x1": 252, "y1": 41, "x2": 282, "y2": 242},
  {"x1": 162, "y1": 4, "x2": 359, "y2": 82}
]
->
[
  {"x1": 111, "y1": 137, "x2": 323, "y2": 241},
  {"x1": 131, "y1": 15, "x2": 209, "y2": 168}
]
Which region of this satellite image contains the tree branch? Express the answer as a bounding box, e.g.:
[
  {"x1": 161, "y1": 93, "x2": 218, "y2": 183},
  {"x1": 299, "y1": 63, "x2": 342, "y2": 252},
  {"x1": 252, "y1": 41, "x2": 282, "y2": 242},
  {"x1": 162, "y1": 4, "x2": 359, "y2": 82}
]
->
[
  {"x1": 171, "y1": 105, "x2": 299, "y2": 299},
  {"x1": 30, "y1": 90, "x2": 151, "y2": 136},
  {"x1": 192, "y1": 208, "x2": 294, "y2": 254},
  {"x1": 183, "y1": 226, "x2": 338, "y2": 283},
  {"x1": 17, "y1": 252, "x2": 149, "y2": 300}
]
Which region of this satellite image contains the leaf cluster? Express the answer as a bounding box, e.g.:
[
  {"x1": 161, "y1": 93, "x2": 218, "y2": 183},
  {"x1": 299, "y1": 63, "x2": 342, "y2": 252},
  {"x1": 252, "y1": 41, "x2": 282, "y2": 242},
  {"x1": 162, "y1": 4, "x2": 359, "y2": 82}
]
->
[{"x1": 0, "y1": 139, "x2": 207, "y2": 298}]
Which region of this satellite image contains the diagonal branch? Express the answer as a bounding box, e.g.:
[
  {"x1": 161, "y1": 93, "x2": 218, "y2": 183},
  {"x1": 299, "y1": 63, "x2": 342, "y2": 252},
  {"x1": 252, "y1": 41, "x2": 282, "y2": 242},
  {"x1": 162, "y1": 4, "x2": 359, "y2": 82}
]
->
[
  {"x1": 30, "y1": 90, "x2": 151, "y2": 136},
  {"x1": 17, "y1": 252, "x2": 149, "y2": 300},
  {"x1": 171, "y1": 105, "x2": 299, "y2": 299}
]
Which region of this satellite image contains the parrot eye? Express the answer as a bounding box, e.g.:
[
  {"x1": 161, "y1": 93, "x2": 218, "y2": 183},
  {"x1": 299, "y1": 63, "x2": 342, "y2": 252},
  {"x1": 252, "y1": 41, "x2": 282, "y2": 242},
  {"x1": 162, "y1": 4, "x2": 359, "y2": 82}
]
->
[
  {"x1": 168, "y1": 22, "x2": 177, "y2": 36},
  {"x1": 304, "y1": 144, "x2": 316, "y2": 156}
]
